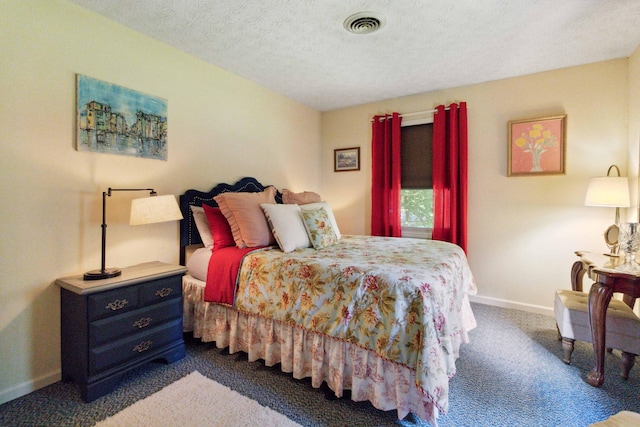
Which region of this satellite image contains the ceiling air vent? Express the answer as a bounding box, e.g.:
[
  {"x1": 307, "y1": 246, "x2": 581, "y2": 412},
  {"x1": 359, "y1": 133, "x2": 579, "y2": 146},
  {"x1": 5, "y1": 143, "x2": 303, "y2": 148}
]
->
[{"x1": 343, "y1": 12, "x2": 385, "y2": 35}]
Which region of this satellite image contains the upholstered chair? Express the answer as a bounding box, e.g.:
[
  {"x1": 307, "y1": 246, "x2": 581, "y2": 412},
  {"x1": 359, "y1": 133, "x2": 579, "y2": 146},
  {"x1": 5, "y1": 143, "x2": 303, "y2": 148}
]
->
[{"x1": 554, "y1": 289, "x2": 640, "y2": 379}]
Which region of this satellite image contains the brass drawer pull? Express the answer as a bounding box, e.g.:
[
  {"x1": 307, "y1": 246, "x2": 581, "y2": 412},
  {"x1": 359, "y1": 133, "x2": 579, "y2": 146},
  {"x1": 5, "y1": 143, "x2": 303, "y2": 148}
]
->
[
  {"x1": 133, "y1": 340, "x2": 152, "y2": 353},
  {"x1": 133, "y1": 317, "x2": 152, "y2": 329},
  {"x1": 105, "y1": 299, "x2": 128, "y2": 311},
  {"x1": 155, "y1": 287, "x2": 173, "y2": 298}
]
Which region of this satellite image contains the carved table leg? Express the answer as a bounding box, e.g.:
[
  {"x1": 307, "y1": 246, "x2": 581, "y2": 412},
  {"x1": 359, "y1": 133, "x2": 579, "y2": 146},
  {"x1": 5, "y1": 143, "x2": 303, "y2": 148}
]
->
[
  {"x1": 586, "y1": 282, "x2": 614, "y2": 387},
  {"x1": 622, "y1": 294, "x2": 637, "y2": 309},
  {"x1": 571, "y1": 260, "x2": 586, "y2": 292}
]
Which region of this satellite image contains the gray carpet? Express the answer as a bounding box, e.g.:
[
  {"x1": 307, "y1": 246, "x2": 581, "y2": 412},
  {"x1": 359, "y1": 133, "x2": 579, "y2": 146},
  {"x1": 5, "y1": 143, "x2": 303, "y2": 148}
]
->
[{"x1": 1, "y1": 303, "x2": 639, "y2": 426}]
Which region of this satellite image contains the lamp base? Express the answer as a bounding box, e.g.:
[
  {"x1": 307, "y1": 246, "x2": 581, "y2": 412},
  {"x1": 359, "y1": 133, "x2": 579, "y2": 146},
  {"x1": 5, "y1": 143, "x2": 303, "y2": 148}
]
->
[{"x1": 83, "y1": 268, "x2": 122, "y2": 281}]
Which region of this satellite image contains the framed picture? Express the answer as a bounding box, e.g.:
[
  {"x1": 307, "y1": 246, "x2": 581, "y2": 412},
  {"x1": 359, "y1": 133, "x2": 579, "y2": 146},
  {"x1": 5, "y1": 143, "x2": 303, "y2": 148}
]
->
[
  {"x1": 76, "y1": 74, "x2": 168, "y2": 160},
  {"x1": 334, "y1": 147, "x2": 360, "y2": 172},
  {"x1": 508, "y1": 115, "x2": 566, "y2": 176}
]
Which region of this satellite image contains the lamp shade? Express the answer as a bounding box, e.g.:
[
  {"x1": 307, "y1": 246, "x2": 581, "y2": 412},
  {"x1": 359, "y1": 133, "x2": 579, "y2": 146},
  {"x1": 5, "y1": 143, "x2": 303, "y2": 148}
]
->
[
  {"x1": 130, "y1": 194, "x2": 183, "y2": 225},
  {"x1": 584, "y1": 176, "x2": 631, "y2": 207}
]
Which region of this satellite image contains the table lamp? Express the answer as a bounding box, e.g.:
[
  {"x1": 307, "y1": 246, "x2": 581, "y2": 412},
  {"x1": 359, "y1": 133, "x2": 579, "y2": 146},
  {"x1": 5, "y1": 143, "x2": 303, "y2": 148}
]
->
[
  {"x1": 84, "y1": 188, "x2": 183, "y2": 280},
  {"x1": 584, "y1": 165, "x2": 630, "y2": 256}
]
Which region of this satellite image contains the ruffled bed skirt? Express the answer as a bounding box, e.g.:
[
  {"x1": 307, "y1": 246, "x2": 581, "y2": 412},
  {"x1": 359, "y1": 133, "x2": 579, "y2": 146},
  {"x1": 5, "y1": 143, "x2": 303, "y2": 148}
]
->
[{"x1": 182, "y1": 275, "x2": 439, "y2": 424}]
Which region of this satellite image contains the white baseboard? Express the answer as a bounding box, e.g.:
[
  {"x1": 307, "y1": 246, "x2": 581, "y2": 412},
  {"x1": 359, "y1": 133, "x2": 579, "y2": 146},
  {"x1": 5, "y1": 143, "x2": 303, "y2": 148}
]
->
[
  {"x1": 0, "y1": 370, "x2": 61, "y2": 405},
  {"x1": 469, "y1": 294, "x2": 554, "y2": 317}
]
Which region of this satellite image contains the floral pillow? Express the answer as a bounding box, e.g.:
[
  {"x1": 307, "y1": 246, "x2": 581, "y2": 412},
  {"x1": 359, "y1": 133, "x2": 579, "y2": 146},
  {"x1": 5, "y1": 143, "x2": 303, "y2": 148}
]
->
[
  {"x1": 301, "y1": 207, "x2": 338, "y2": 249},
  {"x1": 300, "y1": 202, "x2": 341, "y2": 239}
]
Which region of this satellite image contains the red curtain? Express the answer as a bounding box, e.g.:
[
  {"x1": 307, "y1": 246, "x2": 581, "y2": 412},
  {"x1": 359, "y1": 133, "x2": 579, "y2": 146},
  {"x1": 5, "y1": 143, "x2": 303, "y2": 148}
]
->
[
  {"x1": 432, "y1": 102, "x2": 468, "y2": 252},
  {"x1": 371, "y1": 113, "x2": 402, "y2": 237}
]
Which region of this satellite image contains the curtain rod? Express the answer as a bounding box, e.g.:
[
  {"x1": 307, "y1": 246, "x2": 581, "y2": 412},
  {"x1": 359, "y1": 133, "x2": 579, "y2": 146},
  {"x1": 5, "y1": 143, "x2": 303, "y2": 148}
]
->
[{"x1": 371, "y1": 106, "x2": 450, "y2": 122}]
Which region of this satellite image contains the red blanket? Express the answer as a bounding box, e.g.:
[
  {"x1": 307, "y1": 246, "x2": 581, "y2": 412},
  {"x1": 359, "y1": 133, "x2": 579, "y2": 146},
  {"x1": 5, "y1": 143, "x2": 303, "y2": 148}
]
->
[{"x1": 204, "y1": 246, "x2": 262, "y2": 305}]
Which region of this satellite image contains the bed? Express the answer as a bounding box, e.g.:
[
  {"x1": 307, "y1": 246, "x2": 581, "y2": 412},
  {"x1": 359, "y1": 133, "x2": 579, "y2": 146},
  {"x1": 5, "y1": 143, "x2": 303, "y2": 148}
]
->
[{"x1": 179, "y1": 177, "x2": 477, "y2": 425}]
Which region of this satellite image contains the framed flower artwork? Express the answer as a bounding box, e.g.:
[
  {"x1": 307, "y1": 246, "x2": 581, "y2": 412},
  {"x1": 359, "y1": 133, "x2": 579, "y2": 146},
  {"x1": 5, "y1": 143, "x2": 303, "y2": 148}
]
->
[{"x1": 508, "y1": 115, "x2": 566, "y2": 176}]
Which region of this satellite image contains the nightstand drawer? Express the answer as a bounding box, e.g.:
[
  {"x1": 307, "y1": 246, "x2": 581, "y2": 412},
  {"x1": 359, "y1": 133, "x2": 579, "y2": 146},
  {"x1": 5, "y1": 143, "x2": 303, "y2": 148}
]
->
[
  {"x1": 140, "y1": 276, "x2": 182, "y2": 305},
  {"x1": 88, "y1": 286, "x2": 140, "y2": 321},
  {"x1": 89, "y1": 298, "x2": 182, "y2": 346},
  {"x1": 90, "y1": 318, "x2": 183, "y2": 374}
]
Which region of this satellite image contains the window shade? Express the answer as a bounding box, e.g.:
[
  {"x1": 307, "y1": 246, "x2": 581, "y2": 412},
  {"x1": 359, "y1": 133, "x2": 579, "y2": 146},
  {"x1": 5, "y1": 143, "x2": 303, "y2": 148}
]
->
[{"x1": 401, "y1": 123, "x2": 433, "y2": 189}]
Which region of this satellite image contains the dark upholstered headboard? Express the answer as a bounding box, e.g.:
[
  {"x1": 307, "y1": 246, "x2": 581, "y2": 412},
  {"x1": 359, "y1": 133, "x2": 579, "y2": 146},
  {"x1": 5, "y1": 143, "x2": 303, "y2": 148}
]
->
[{"x1": 179, "y1": 177, "x2": 283, "y2": 265}]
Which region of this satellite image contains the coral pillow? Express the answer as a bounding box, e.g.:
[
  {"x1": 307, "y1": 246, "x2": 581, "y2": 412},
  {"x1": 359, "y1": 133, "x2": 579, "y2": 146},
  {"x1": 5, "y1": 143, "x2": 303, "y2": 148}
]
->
[
  {"x1": 282, "y1": 189, "x2": 321, "y2": 205},
  {"x1": 214, "y1": 187, "x2": 277, "y2": 248},
  {"x1": 201, "y1": 204, "x2": 235, "y2": 250}
]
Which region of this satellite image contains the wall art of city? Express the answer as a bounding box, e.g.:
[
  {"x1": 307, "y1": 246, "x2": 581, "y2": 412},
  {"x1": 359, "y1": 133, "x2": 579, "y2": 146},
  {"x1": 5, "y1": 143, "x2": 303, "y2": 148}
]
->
[{"x1": 76, "y1": 75, "x2": 168, "y2": 160}]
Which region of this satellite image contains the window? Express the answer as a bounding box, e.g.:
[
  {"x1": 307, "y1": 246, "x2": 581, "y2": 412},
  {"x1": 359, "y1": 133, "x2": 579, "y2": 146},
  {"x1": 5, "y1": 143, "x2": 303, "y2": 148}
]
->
[
  {"x1": 401, "y1": 121, "x2": 433, "y2": 239},
  {"x1": 401, "y1": 189, "x2": 433, "y2": 227}
]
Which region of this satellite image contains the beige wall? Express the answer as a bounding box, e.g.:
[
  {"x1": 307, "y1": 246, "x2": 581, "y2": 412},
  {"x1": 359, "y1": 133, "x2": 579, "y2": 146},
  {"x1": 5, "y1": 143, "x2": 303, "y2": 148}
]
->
[
  {"x1": 628, "y1": 45, "x2": 640, "y2": 215},
  {"x1": 3, "y1": 0, "x2": 639, "y2": 406},
  {"x1": 321, "y1": 60, "x2": 631, "y2": 314},
  {"x1": 0, "y1": 1, "x2": 320, "y2": 403}
]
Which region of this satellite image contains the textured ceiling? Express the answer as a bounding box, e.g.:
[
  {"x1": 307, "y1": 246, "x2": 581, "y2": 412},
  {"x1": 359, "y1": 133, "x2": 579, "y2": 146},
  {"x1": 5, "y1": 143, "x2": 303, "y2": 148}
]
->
[{"x1": 69, "y1": 0, "x2": 640, "y2": 112}]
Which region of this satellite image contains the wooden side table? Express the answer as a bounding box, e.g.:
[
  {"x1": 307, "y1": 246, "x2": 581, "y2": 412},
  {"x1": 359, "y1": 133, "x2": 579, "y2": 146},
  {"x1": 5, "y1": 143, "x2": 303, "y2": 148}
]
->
[
  {"x1": 572, "y1": 251, "x2": 640, "y2": 386},
  {"x1": 57, "y1": 261, "x2": 187, "y2": 401}
]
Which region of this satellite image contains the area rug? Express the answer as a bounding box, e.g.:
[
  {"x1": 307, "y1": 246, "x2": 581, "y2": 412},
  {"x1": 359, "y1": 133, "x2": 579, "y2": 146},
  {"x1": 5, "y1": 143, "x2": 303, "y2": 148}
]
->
[{"x1": 95, "y1": 371, "x2": 302, "y2": 427}]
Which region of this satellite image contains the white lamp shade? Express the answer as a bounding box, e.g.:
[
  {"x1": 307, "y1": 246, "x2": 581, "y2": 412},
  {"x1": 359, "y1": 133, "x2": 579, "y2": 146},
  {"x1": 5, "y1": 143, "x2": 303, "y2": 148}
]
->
[
  {"x1": 130, "y1": 194, "x2": 183, "y2": 225},
  {"x1": 584, "y1": 176, "x2": 631, "y2": 207}
]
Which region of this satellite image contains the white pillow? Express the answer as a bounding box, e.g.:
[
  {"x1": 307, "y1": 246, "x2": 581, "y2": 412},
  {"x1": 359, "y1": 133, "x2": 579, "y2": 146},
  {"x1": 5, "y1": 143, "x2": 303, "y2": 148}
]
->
[
  {"x1": 190, "y1": 205, "x2": 213, "y2": 249},
  {"x1": 300, "y1": 202, "x2": 341, "y2": 239},
  {"x1": 260, "y1": 204, "x2": 311, "y2": 253},
  {"x1": 186, "y1": 247, "x2": 212, "y2": 281}
]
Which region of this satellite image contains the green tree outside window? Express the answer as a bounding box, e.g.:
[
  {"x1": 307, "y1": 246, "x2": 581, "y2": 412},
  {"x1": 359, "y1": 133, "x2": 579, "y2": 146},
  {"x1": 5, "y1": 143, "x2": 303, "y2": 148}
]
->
[{"x1": 401, "y1": 189, "x2": 433, "y2": 228}]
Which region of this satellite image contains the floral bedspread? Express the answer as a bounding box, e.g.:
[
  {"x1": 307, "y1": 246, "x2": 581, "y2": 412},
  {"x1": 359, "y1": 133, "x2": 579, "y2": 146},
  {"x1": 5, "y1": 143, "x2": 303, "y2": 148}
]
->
[{"x1": 234, "y1": 235, "x2": 476, "y2": 412}]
